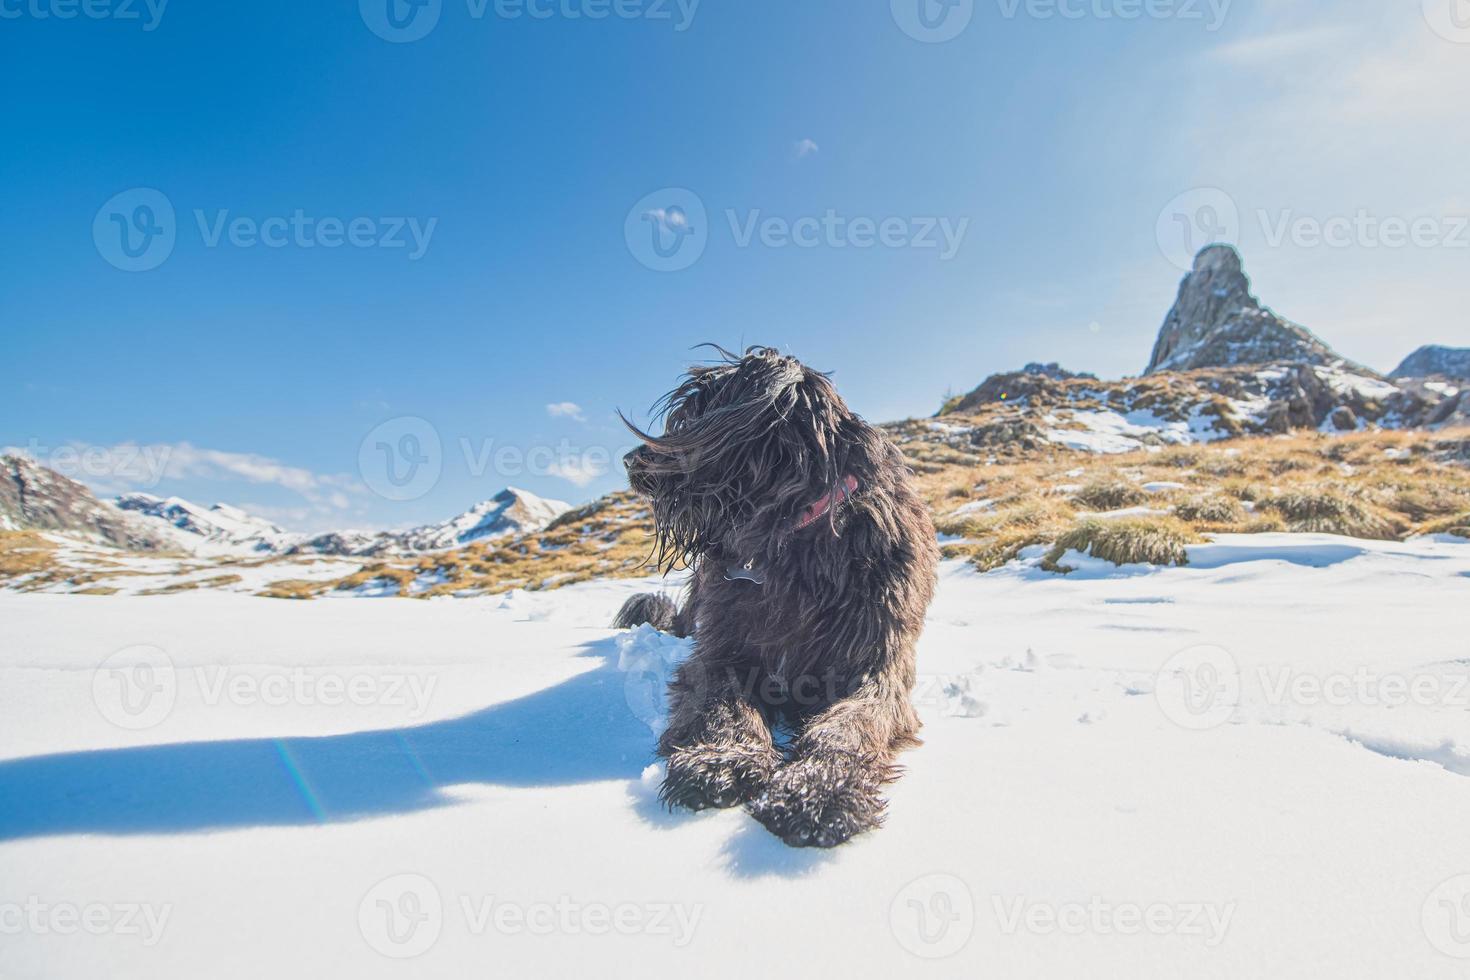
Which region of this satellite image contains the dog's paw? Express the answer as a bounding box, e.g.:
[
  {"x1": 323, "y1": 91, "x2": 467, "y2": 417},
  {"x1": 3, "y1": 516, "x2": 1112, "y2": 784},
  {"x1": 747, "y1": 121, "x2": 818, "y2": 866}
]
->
[
  {"x1": 659, "y1": 742, "x2": 778, "y2": 812},
  {"x1": 746, "y1": 752, "x2": 888, "y2": 848}
]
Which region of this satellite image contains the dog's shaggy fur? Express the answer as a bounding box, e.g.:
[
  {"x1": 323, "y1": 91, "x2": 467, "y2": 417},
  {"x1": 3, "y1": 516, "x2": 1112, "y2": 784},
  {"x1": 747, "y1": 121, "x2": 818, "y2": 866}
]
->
[{"x1": 615, "y1": 347, "x2": 938, "y2": 847}]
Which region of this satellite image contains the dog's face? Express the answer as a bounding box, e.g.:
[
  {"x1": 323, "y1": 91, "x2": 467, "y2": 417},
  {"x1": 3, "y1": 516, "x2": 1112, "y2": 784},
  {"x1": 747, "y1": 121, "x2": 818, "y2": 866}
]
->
[{"x1": 622, "y1": 347, "x2": 855, "y2": 569}]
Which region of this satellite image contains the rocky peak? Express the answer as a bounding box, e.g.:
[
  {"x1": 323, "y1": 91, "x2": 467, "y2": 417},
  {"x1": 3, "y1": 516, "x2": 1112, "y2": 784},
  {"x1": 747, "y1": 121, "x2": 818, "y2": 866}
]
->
[
  {"x1": 1145, "y1": 245, "x2": 1362, "y2": 375},
  {"x1": 0, "y1": 454, "x2": 171, "y2": 550},
  {"x1": 1391, "y1": 345, "x2": 1470, "y2": 381}
]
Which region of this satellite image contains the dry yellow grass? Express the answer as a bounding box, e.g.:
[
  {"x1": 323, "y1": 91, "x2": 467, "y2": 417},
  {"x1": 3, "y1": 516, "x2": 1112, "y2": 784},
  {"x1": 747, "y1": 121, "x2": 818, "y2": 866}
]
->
[{"x1": 1042, "y1": 516, "x2": 1198, "y2": 572}]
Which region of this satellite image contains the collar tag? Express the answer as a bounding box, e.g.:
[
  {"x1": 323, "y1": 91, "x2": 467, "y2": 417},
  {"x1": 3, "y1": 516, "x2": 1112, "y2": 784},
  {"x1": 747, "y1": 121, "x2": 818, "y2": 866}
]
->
[{"x1": 724, "y1": 560, "x2": 765, "y2": 585}]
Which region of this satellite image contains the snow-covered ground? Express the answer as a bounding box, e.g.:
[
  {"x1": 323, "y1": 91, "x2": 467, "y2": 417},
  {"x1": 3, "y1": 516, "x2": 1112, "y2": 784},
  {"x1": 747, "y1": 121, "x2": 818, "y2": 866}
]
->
[{"x1": 2, "y1": 535, "x2": 1469, "y2": 978}]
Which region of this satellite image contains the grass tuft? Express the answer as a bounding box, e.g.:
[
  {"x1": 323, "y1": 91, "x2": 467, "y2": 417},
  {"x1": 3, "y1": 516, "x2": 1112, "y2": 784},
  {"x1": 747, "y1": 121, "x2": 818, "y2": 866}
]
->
[{"x1": 1042, "y1": 517, "x2": 1197, "y2": 572}]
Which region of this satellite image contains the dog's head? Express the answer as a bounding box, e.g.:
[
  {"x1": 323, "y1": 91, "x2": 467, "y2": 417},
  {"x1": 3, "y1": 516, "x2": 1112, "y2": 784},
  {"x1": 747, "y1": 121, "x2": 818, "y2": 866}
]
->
[{"x1": 621, "y1": 346, "x2": 865, "y2": 570}]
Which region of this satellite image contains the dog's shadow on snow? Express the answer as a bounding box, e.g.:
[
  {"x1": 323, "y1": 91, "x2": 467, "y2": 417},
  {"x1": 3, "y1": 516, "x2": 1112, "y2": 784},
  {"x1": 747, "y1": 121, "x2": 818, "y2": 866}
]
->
[
  {"x1": 0, "y1": 634, "x2": 837, "y2": 876},
  {"x1": 0, "y1": 636, "x2": 660, "y2": 843}
]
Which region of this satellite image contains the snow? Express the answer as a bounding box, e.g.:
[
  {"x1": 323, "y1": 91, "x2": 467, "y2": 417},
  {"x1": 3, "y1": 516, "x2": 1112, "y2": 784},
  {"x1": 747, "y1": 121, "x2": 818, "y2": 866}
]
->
[
  {"x1": 1314, "y1": 367, "x2": 1401, "y2": 403},
  {"x1": 2, "y1": 536, "x2": 1469, "y2": 978},
  {"x1": 1044, "y1": 408, "x2": 1228, "y2": 455}
]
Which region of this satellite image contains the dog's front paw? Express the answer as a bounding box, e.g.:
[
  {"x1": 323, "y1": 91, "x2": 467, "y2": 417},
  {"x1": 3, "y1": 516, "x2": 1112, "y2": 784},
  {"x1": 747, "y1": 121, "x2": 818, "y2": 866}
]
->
[
  {"x1": 660, "y1": 742, "x2": 778, "y2": 812},
  {"x1": 746, "y1": 752, "x2": 888, "y2": 848}
]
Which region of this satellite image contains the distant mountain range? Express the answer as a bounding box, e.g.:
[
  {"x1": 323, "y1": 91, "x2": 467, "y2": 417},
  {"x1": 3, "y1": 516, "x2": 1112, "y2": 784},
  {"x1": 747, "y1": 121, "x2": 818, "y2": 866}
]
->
[
  {"x1": 2, "y1": 454, "x2": 569, "y2": 557},
  {"x1": 3, "y1": 243, "x2": 1465, "y2": 576}
]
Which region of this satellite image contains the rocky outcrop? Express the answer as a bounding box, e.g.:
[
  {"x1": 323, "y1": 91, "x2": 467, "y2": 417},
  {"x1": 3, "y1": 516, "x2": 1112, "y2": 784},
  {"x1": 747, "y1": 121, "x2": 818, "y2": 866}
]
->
[
  {"x1": 0, "y1": 455, "x2": 171, "y2": 550},
  {"x1": 1145, "y1": 245, "x2": 1363, "y2": 375},
  {"x1": 945, "y1": 363, "x2": 1097, "y2": 415},
  {"x1": 1391, "y1": 345, "x2": 1470, "y2": 381}
]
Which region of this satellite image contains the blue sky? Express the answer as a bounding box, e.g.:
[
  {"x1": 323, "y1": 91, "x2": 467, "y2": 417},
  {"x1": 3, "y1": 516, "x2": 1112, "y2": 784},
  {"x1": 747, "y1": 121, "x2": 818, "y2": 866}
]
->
[{"x1": 6, "y1": 0, "x2": 1469, "y2": 531}]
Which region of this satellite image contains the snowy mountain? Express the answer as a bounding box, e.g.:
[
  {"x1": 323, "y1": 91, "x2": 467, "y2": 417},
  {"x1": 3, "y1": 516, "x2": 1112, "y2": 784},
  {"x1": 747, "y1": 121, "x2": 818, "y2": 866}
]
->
[
  {"x1": 1391, "y1": 344, "x2": 1470, "y2": 381},
  {"x1": 1145, "y1": 245, "x2": 1367, "y2": 375},
  {"x1": 0, "y1": 454, "x2": 172, "y2": 551},
  {"x1": 114, "y1": 493, "x2": 300, "y2": 555},
  {"x1": 400, "y1": 487, "x2": 570, "y2": 551},
  {"x1": 0, "y1": 452, "x2": 570, "y2": 561},
  {"x1": 289, "y1": 488, "x2": 571, "y2": 557}
]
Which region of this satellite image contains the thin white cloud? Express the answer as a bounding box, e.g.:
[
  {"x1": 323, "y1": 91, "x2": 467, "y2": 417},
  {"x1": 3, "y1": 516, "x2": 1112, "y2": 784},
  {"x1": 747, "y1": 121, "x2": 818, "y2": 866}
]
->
[
  {"x1": 1206, "y1": 27, "x2": 1345, "y2": 65},
  {"x1": 794, "y1": 138, "x2": 820, "y2": 159},
  {"x1": 545, "y1": 457, "x2": 606, "y2": 488},
  {"x1": 546, "y1": 401, "x2": 587, "y2": 422},
  {"x1": 18, "y1": 441, "x2": 364, "y2": 513}
]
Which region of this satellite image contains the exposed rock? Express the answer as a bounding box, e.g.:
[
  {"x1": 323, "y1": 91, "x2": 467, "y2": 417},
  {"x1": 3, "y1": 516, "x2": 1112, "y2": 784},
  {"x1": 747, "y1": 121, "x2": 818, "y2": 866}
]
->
[
  {"x1": 1391, "y1": 345, "x2": 1470, "y2": 381},
  {"x1": 945, "y1": 364, "x2": 1096, "y2": 415},
  {"x1": 967, "y1": 415, "x2": 1049, "y2": 452},
  {"x1": 1145, "y1": 245, "x2": 1366, "y2": 375},
  {"x1": 1329, "y1": 406, "x2": 1359, "y2": 432},
  {"x1": 0, "y1": 455, "x2": 171, "y2": 550}
]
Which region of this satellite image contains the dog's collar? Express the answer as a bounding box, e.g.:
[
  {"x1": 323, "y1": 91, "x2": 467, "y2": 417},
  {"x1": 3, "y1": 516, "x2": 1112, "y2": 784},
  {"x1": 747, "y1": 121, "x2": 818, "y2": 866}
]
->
[
  {"x1": 793, "y1": 475, "x2": 860, "y2": 531},
  {"x1": 723, "y1": 476, "x2": 859, "y2": 586}
]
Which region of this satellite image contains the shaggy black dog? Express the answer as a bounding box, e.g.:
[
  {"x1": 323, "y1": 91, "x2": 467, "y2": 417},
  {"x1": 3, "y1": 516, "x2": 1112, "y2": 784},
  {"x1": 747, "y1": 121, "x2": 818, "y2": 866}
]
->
[{"x1": 615, "y1": 346, "x2": 938, "y2": 847}]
